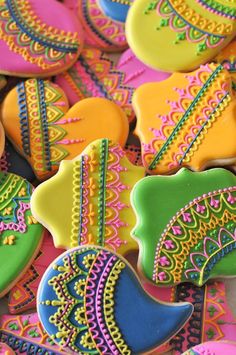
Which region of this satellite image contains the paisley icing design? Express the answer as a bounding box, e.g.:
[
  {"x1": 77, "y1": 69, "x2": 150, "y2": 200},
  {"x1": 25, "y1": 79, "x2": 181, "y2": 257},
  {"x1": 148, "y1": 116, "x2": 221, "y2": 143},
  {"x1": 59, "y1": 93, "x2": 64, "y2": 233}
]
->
[
  {"x1": 133, "y1": 63, "x2": 236, "y2": 174},
  {"x1": 0, "y1": 313, "x2": 66, "y2": 354},
  {"x1": 0, "y1": 171, "x2": 44, "y2": 297},
  {"x1": 131, "y1": 168, "x2": 236, "y2": 287},
  {"x1": 98, "y1": 0, "x2": 133, "y2": 22},
  {"x1": 1, "y1": 79, "x2": 129, "y2": 180},
  {"x1": 126, "y1": 0, "x2": 236, "y2": 71},
  {"x1": 31, "y1": 139, "x2": 145, "y2": 255},
  {"x1": 37, "y1": 246, "x2": 193, "y2": 354},
  {"x1": 182, "y1": 341, "x2": 236, "y2": 355},
  {"x1": 8, "y1": 231, "x2": 63, "y2": 314},
  {"x1": 0, "y1": 0, "x2": 83, "y2": 76},
  {"x1": 55, "y1": 47, "x2": 135, "y2": 122},
  {"x1": 77, "y1": 0, "x2": 127, "y2": 51}
]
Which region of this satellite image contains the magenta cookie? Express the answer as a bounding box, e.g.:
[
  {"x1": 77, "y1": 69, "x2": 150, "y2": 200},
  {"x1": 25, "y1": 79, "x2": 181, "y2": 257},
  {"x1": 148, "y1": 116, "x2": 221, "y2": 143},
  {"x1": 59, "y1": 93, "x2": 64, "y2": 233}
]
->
[
  {"x1": 0, "y1": 0, "x2": 84, "y2": 77},
  {"x1": 183, "y1": 341, "x2": 236, "y2": 355}
]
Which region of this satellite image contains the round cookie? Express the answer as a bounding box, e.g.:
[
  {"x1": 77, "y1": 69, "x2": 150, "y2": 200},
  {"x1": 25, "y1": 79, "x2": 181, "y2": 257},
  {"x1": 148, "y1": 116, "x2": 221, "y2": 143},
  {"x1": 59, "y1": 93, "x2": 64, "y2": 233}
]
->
[
  {"x1": 131, "y1": 168, "x2": 236, "y2": 287},
  {"x1": 126, "y1": 0, "x2": 236, "y2": 72},
  {"x1": 0, "y1": 0, "x2": 84, "y2": 77},
  {"x1": 1, "y1": 79, "x2": 129, "y2": 180},
  {"x1": 0, "y1": 171, "x2": 44, "y2": 297},
  {"x1": 133, "y1": 63, "x2": 236, "y2": 175},
  {"x1": 77, "y1": 0, "x2": 127, "y2": 51},
  {"x1": 37, "y1": 246, "x2": 193, "y2": 354},
  {"x1": 183, "y1": 341, "x2": 236, "y2": 355},
  {"x1": 31, "y1": 139, "x2": 145, "y2": 255},
  {"x1": 0, "y1": 343, "x2": 15, "y2": 355},
  {"x1": 98, "y1": 0, "x2": 133, "y2": 22}
]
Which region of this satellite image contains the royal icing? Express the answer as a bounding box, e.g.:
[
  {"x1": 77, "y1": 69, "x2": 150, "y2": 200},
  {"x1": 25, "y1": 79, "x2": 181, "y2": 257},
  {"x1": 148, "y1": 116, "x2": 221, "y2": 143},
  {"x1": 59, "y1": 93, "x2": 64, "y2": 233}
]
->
[
  {"x1": 99, "y1": 0, "x2": 133, "y2": 22},
  {"x1": 0, "y1": 342, "x2": 15, "y2": 355},
  {"x1": 215, "y1": 39, "x2": 236, "y2": 91},
  {"x1": 182, "y1": 341, "x2": 236, "y2": 355},
  {"x1": 37, "y1": 246, "x2": 193, "y2": 354},
  {"x1": 131, "y1": 168, "x2": 236, "y2": 287},
  {"x1": 0, "y1": 121, "x2": 5, "y2": 158}
]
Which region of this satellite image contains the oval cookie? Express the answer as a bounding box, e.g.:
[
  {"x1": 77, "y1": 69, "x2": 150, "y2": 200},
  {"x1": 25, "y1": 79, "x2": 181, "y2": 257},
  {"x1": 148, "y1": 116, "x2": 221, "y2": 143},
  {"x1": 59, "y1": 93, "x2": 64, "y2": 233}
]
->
[{"x1": 37, "y1": 246, "x2": 193, "y2": 354}]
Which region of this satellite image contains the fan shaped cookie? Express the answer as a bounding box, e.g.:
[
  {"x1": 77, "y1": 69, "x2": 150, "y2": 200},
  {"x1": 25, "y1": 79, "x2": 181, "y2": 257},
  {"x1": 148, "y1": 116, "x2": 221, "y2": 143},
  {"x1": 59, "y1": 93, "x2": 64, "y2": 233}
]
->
[
  {"x1": 183, "y1": 341, "x2": 236, "y2": 355},
  {"x1": 133, "y1": 63, "x2": 236, "y2": 175},
  {"x1": 37, "y1": 246, "x2": 193, "y2": 354},
  {"x1": 0, "y1": 171, "x2": 44, "y2": 297},
  {"x1": 0, "y1": 0, "x2": 84, "y2": 77},
  {"x1": 126, "y1": 0, "x2": 236, "y2": 72},
  {"x1": 1, "y1": 79, "x2": 129, "y2": 180},
  {"x1": 131, "y1": 168, "x2": 236, "y2": 287},
  {"x1": 31, "y1": 139, "x2": 145, "y2": 255}
]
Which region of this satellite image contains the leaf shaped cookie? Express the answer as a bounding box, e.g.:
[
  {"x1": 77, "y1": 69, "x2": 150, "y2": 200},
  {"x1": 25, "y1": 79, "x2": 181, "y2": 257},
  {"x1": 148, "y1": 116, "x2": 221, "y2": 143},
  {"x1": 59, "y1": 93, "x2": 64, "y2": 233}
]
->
[
  {"x1": 131, "y1": 168, "x2": 236, "y2": 287},
  {"x1": 0, "y1": 171, "x2": 44, "y2": 297},
  {"x1": 133, "y1": 63, "x2": 236, "y2": 174},
  {"x1": 0, "y1": 0, "x2": 84, "y2": 77},
  {"x1": 31, "y1": 139, "x2": 145, "y2": 256},
  {"x1": 1, "y1": 79, "x2": 129, "y2": 180},
  {"x1": 37, "y1": 246, "x2": 193, "y2": 354}
]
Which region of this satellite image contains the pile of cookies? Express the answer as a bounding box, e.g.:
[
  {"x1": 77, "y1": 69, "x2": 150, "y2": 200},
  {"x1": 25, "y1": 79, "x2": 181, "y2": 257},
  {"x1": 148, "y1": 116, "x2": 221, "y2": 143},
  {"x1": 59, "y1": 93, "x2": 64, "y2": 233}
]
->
[{"x1": 0, "y1": 0, "x2": 235, "y2": 354}]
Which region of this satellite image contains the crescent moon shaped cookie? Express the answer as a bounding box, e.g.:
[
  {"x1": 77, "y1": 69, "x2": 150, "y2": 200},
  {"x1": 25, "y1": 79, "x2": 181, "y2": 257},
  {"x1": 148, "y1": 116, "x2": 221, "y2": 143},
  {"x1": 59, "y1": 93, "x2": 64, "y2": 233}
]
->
[
  {"x1": 0, "y1": 139, "x2": 35, "y2": 182},
  {"x1": 0, "y1": 343, "x2": 15, "y2": 354},
  {"x1": 133, "y1": 63, "x2": 236, "y2": 175},
  {"x1": 131, "y1": 168, "x2": 236, "y2": 287},
  {"x1": 8, "y1": 231, "x2": 63, "y2": 314},
  {"x1": 183, "y1": 341, "x2": 236, "y2": 355},
  {"x1": 31, "y1": 139, "x2": 145, "y2": 255},
  {"x1": 98, "y1": 0, "x2": 133, "y2": 23},
  {"x1": 0, "y1": 171, "x2": 44, "y2": 297},
  {"x1": 77, "y1": 0, "x2": 127, "y2": 51},
  {"x1": 0, "y1": 313, "x2": 66, "y2": 354},
  {"x1": 55, "y1": 47, "x2": 135, "y2": 122},
  {"x1": 1, "y1": 79, "x2": 129, "y2": 181},
  {"x1": 126, "y1": 0, "x2": 236, "y2": 72},
  {"x1": 215, "y1": 40, "x2": 236, "y2": 91},
  {"x1": 0, "y1": 0, "x2": 84, "y2": 77},
  {"x1": 37, "y1": 246, "x2": 193, "y2": 354}
]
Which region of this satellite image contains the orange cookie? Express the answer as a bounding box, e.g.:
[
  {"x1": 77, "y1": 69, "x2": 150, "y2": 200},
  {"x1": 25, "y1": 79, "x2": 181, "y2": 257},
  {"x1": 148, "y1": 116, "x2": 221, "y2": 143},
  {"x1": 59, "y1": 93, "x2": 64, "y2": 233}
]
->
[
  {"x1": 1, "y1": 79, "x2": 129, "y2": 180},
  {"x1": 0, "y1": 121, "x2": 5, "y2": 158},
  {"x1": 215, "y1": 39, "x2": 236, "y2": 91},
  {"x1": 133, "y1": 63, "x2": 236, "y2": 175}
]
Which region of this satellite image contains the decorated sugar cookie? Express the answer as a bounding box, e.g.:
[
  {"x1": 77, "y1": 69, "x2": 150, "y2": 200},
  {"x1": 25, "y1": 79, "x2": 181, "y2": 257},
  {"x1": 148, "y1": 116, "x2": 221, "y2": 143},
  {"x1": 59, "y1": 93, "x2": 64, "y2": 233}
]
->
[
  {"x1": 0, "y1": 342, "x2": 15, "y2": 355},
  {"x1": 8, "y1": 231, "x2": 63, "y2": 314},
  {"x1": 1, "y1": 79, "x2": 129, "y2": 180},
  {"x1": 99, "y1": 0, "x2": 133, "y2": 22},
  {"x1": 215, "y1": 40, "x2": 236, "y2": 90},
  {"x1": 55, "y1": 47, "x2": 135, "y2": 122},
  {"x1": 183, "y1": 341, "x2": 236, "y2": 355},
  {"x1": 0, "y1": 139, "x2": 35, "y2": 182},
  {"x1": 77, "y1": 0, "x2": 127, "y2": 51},
  {"x1": 0, "y1": 171, "x2": 44, "y2": 297},
  {"x1": 31, "y1": 139, "x2": 145, "y2": 255},
  {"x1": 133, "y1": 63, "x2": 236, "y2": 175},
  {"x1": 0, "y1": 0, "x2": 84, "y2": 77},
  {"x1": 126, "y1": 0, "x2": 236, "y2": 72},
  {"x1": 0, "y1": 121, "x2": 5, "y2": 158},
  {"x1": 131, "y1": 168, "x2": 236, "y2": 287},
  {"x1": 37, "y1": 246, "x2": 193, "y2": 354},
  {"x1": 0, "y1": 313, "x2": 66, "y2": 354}
]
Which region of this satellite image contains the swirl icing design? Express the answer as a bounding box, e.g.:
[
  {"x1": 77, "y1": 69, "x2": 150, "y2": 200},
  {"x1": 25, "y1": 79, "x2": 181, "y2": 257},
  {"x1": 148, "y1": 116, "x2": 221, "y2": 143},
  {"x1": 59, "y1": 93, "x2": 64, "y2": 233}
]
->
[
  {"x1": 31, "y1": 139, "x2": 145, "y2": 255},
  {"x1": 131, "y1": 168, "x2": 236, "y2": 287},
  {"x1": 0, "y1": 171, "x2": 44, "y2": 296},
  {"x1": 37, "y1": 246, "x2": 193, "y2": 354},
  {"x1": 133, "y1": 63, "x2": 236, "y2": 174}
]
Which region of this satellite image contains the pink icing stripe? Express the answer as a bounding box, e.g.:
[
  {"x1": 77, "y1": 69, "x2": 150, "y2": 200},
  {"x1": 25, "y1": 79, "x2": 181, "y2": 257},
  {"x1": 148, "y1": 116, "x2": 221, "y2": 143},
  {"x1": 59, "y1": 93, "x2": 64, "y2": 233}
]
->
[{"x1": 0, "y1": 202, "x2": 30, "y2": 233}]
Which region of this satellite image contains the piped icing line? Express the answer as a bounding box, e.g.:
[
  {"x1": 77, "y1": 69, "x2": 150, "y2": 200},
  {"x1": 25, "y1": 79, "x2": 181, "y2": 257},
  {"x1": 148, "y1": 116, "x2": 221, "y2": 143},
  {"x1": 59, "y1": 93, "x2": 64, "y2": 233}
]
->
[
  {"x1": 196, "y1": 0, "x2": 236, "y2": 19},
  {"x1": 98, "y1": 139, "x2": 108, "y2": 246},
  {"x1": 152, "y1": 186, "x2": 236, "y2": 285}
]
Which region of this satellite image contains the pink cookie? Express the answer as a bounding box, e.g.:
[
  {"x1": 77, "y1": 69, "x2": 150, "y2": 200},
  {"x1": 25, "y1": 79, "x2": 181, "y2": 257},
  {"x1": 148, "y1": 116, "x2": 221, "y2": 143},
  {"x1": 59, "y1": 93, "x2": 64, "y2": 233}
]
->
[
  {"x1": 0, "y1": 343, "x2": 15, "y2": 355},
  {"x1": 117, "y1": 49, "x2": 171, "y2": 87},
  {"x1": 0, "y1": 0, "x2": 84, "y2": 77},
  {"x1": 8, "y1": 231, "x2": 63, "y2": 314},
  {"x1": 183, "y1": 341, "x2": 236, "y2": 355}
]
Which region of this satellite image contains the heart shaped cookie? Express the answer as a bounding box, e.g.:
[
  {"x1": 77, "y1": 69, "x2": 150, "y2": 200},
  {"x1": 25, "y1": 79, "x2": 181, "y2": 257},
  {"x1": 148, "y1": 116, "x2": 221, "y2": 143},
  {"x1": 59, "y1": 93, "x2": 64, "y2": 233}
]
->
[
  {"x1": 0, "y1": 0, "x2": 84, "y2": 77},
  {"x1": 31, "y1": 139, "x2": 145, "y2": 255},
  {"x1": 37, "y1": 246, "x2": 193, "y2": 354},
  {"x1": 131, "y1": 168, "x2": 236, "y2": 287},
  {"x1": 126, "y1": 0, "x2": 236, "y2": 72},
  {"x1": 1, "y1": 79, "x2": 129, "y2": 180},
  {"x1": 133, "y1": 63, "x2": 236, "y2": 175},
  {"x1": 0, "y1": 171, "x2": 44, "y2": 297}
]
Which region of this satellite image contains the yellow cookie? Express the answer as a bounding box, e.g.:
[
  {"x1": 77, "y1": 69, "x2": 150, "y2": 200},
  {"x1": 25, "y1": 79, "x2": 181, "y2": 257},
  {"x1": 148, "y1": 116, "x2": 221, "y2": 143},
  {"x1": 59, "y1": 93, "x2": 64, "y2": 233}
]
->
[
  {"x1": 126, "y1": 0, "x2": 236, "y2": 72},
  {"x1": 31, "y1": 139, "x2": 145, "y2": 256},
  {"x1": 133, "y1": 63, "x2": 236, "y2": 175},
  {"x1": 1, "y1": 79, "x2": 129, "y2": 180}
]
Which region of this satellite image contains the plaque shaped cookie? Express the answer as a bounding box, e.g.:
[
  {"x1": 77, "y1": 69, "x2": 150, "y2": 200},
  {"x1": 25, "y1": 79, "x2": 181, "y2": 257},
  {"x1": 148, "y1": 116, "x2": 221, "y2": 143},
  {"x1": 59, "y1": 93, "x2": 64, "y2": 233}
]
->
[
  {"x1": 133, "y1": 63, "x2": 236, "y2": 175},
  {"x1": 1, "y1": 79, "x2": 129, "y2": 180},
  {"x1": 131, "y1": 168, "x2": 236, "y2": 287},
  {"x1": 37, "y1": 246, "x2": 193, "y2": 354},
  {"x1": 126, "y1": 0, "x2": 236, "y2": 72},
  {"x1": 0, "y1": 0, "x2": 84, "y2": 77},
  {"x1": 31, "y1": 139, "x2": 145, "y2": 256},
  {"x1": 0, "y1": 171, "x2": 44, "y2": 297}
]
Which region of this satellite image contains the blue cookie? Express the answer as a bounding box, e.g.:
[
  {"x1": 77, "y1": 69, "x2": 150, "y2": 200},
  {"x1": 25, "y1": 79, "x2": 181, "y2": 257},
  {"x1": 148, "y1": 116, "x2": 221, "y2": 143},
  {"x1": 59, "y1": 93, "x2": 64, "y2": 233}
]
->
[{"x1": 99, "y1": 0, "x2": 133, "y2": 22}]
